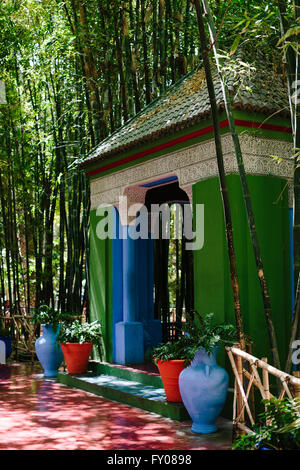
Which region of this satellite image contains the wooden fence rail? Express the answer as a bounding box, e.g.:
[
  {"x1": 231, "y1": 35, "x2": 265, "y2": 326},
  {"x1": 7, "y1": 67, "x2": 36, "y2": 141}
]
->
[
  {"x1": 226, "y1": 345, "x2": 300, "y2": 436},
  {"x1": 0, "y1": 314, "x2": 36, "y2": 361},
  {"x1": 0, "y1": 314, "x2": 84, "y2": 362}
]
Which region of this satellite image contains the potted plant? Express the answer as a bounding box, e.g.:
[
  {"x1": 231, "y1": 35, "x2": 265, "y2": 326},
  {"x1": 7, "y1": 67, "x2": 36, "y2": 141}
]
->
[
  {"x1": 0, "y1": 326, "x2": 12, "y2": 359},
  {"x1": 233, "y1": 398, "x2": 300, "y2": 450},
  {"x1": 178, "y1": 311, "x2": 237, "y2": 434},
  {"x1": 31, "y1": 305, "x2": 65, "y2": 378},
  {"x1": 57, "y1": 320, "x2": 102, "y2": 374},
  {"x1": 152, "y1": 337, "x2": 189, "y2": 402}
]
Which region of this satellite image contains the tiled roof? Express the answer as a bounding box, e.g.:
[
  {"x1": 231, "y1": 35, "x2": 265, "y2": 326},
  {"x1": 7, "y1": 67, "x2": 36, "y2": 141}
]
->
[{"x1": 80, "y1": 61, "x2": 289, "y2": 169}]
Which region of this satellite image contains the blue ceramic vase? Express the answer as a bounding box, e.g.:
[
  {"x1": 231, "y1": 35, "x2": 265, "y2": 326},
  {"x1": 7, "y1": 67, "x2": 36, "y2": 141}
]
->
[
  {"x1": 35, "y1": 324, "x2": 64, "y2": 377},
  {"x1": 179, "y1": 347, "x2": 229, "y2": 434},
  {"x1": 0, "y1": 336, "x2": 12, "y2": 358}
]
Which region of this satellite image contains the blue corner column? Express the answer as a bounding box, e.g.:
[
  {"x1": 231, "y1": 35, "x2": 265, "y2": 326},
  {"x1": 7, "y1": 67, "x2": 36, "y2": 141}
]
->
[
  {"x1": 112, "y1": 209, "x2": 123, "y2": 363},
  {"x1": 115, "y1": 224, "x2": 144, "y2": 364}
]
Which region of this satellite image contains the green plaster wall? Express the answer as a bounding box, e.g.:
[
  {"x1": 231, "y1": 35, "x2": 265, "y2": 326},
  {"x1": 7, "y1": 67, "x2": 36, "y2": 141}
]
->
[
  {"x1": 89, "y1": 209, "x2": 113, "y2": 362},
  {"x1": 192, "y1": 174, "x2": 291, "y2": 372}
]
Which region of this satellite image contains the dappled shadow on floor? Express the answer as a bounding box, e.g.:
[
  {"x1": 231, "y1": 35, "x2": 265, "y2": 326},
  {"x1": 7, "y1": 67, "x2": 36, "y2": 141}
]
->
[{"x1": 0, "y1": 363, "x2": 232, "y2": 450}]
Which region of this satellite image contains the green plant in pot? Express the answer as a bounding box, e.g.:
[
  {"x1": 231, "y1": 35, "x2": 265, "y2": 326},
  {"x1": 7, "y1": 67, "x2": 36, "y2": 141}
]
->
[
  {"x1": 57, "y1": 320, "x2": 103, "y2": 374},
  {"x1": 0, "y1": 326, "x2": 12, "y2": 359},
  {"x1": 152, "y1": 338, "x2": 189, "y2": 402},
  {"x1": 31, "y1": 305, "x2": 66, "y2": 377},
  {"x1": 181, "y1": 311, "x2": 237, "y2": 361},
  {"x1": 178, "y1": 311, "x2": 237, "y2": 434}
]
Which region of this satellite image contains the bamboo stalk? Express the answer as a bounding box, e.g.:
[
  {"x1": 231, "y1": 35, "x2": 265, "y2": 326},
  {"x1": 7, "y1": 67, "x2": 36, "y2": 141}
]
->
[
  {"x1": 262, "y1": 357, "x2": 272, "y2": 425},
  {"x1": 236, "y1": 422, "x2": 253, "y2": 435},
  {"x1": 249, "y1": 361, "x2": 267, "y2": 400},
  {"x1": 233, "y1": 382, "x2": 237, "y2": 422},
  {"x1": 236, "y1": 355, "x2": 245, "y2": 425},
  {"x1": 292, "y1": 371, "x2": 300, "y2": 399},
  {"x1": 247, "y1": 343, "x2": 256, "y2": 418},
  {"x1": 243, "y1": 368, "x2": 275, "y2": 398},
  {"x1": 278, "y1": 386, "x2": 286, "y2": 400},
  {"x1": 201, "y1": 0, "x2": 281, "y2": 372},
  {"x1": 262, "y1": 357, "x2": 271, "y2": 400},
  {"x1": 236, "y1": 371, "x2": 255, "y2": 424},
  {"x1": 227, "y1": 346, "x2": 300, "y2": 387},
  {"x1": 191, "y1": 0, "x2": 245, "y2": 347},
  {"x1": 280, "y1": 377, "x2": 294, "y2": 400},
  {"x1": 227, "y1": 350, "x2": 255, "y2": 425}
]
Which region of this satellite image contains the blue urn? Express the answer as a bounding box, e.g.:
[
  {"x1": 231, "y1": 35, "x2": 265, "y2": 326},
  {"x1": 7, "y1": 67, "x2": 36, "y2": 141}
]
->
[
  {"x1": 35, "y1": 324, "x2": 64, "y2": 377},
  {"x1": 0, "y1": 336, "x2": 12, "y2": 358},
  {"x1": 179, "y1": 347, "x2": 229, "y2": 434}
]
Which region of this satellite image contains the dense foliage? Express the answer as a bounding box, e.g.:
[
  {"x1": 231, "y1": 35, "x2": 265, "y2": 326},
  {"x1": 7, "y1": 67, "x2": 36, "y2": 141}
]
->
[
  {"x1": 30, "y1": 304, "x2": 75, "y2": 328},
  {"x1": 182, "y1": 311, "x2": 237, "y2": 358},
  {"x1": 152, "y1": 338, "x2": 188, "y2": 363},
  {"x1": 57, "y1": 319, "x2": 103, "y2": 345},
  {"x1": 0, "y1": 0, "x2": 296, "y2": 318},
  {"x1": 31, "y1": 305, "x2": 63, "y2": 327},
  {"x1": 153, "y1": 311, "x2": 236, "y2": 363},
  {"x1": 233, "y1": 398, "x2": 300, "y2": 450}
]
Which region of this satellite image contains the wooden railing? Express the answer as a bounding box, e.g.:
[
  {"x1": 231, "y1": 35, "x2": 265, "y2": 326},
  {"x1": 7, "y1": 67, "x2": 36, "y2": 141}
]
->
[
  {"x1": 226, "y1": 345, "x2": 300, "y2": 436},
  {"x1": 0, "y1": 313, "x2": 86, "y2": 362},
  {"x1": 0, "y1": 314, "x2": 36, "y2": 361}
]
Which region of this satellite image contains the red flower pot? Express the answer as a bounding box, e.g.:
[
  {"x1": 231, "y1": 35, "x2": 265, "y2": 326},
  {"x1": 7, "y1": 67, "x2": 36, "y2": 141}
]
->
[
  {"x1": 156, "y1": 359, "x2": 186, "y2": 402},
  {"x1": 60, "y1": 342, "x2": 93, "y2": 374}
]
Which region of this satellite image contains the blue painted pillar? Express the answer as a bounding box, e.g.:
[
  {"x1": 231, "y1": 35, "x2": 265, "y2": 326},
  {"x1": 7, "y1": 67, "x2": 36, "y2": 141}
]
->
[
  {"x1": 115, "y1": 224, "x2": 144, "y2": 364},
  {"x1": 112, "y1": 209, "x2": 123, "y2": 363}
]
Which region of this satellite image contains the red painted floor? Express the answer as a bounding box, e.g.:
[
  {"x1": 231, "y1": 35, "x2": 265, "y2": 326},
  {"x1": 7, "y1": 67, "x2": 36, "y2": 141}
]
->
[{"x1": 0, "y1": 363, "x2": 233, "y2": 450}]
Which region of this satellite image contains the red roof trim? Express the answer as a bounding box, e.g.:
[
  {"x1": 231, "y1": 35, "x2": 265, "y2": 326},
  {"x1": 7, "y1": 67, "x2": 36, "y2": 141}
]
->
[{"x1": 87, "y1": 119, "x2": 292, "y2": 177}]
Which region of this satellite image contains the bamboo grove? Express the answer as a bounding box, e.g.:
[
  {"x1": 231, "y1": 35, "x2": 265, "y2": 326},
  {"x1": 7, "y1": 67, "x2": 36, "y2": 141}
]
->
[{"x1": 0, "y1": 0, "x2": 298, "y2": 339}]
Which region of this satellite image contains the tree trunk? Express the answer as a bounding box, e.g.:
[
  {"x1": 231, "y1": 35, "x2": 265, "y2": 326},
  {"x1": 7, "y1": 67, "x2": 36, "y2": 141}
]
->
[
  {"x1": 198, "y1": 0, "x2": 281, "y2": 369},
  {"x1": 192, "y1": 0, "x2": 246, "y2": 348}
]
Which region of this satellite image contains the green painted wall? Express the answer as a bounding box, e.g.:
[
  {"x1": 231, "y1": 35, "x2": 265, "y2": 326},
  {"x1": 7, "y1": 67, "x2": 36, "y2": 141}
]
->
[
  {"x1": 89, "y1": 174, "x2": 291, "y2": 369},
  {"x1": 89, "y1": 209, "x2": 113, "y2": 362},
  {"x1": 192, "y1": 174, "x2": 291, "y2": 371}
]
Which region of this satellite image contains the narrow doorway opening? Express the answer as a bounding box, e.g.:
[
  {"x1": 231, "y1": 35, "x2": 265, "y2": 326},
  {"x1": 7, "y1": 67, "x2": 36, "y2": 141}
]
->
[{"x1": 145, "y1": 181, "x2": 194, "y2": 343}]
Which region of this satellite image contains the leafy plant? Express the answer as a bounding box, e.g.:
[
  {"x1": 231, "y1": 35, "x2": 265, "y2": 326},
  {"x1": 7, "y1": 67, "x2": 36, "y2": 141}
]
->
[
  {"x1": 57, "y1": 320, "x2": 103, "y2": 346},
  {"x1": 31, "y1": 305, "x2": 62, "y2": 328},
  {"x1": 31, "y1": 305, "x2": 76, "y2": 331},
  {"x1": 182, "y1": 311, "x2": 237, "y2": 361},
  {"x1": 233, "y1": 398, "x2": 300, "y2": 450},
  {"x1": 152, "y1": 338, "x2": 188, "y2": 364},
  {"x1": 153, "y1": 311, "x2": 237, "y2": 364}
]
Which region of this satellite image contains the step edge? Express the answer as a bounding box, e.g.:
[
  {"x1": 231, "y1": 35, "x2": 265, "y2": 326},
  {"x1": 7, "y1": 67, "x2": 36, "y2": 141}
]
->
[
  {"x1": 88, "y1": 361, "x2": 163, "y2": 387},
  {"x1": 57, "y1": 372, "x2": 190, "y2": 422}
]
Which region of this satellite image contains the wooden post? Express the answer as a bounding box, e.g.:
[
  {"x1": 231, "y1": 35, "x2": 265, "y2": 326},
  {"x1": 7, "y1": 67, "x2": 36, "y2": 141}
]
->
[
  {"x1": 236, "y1": 354, "x2": 245, "y2": 426},
  {"x1": 227, "y1": 350, "x2": 254, "y2": 426},
  {"x1": 292, "y1": 371, "x2": 300, "y2": 399},
  {"x1": 262, "y1": 357, "x2": 270, "y2": 400},
  {"x1": 247, "y1": 343, "x2": 256, "y2": 420},
  {"x1": 262, "y1": 357, "x2": 271, "y2": 426}
]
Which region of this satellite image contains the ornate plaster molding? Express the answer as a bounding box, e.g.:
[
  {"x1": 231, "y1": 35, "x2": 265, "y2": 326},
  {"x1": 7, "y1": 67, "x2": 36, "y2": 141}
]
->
[{"x1": 90, "y1": 134, "x2": 294, "y2": 210}]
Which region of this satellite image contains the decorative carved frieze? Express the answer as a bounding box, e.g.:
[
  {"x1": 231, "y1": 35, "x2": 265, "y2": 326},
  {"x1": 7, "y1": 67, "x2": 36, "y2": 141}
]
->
[{"x1": 90, "y1": 134, "x2": 294, "y2": 210}]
